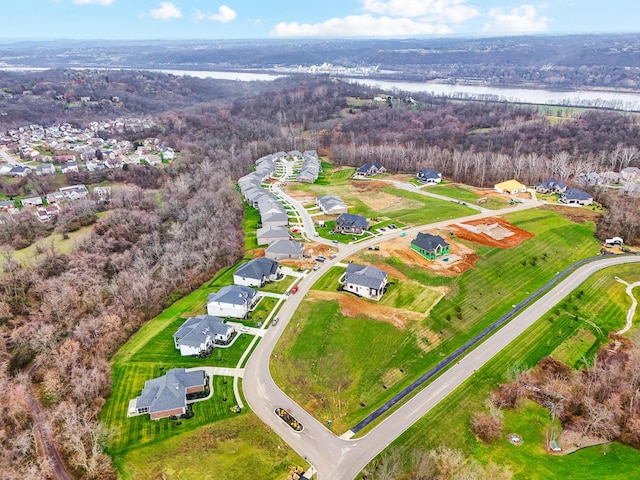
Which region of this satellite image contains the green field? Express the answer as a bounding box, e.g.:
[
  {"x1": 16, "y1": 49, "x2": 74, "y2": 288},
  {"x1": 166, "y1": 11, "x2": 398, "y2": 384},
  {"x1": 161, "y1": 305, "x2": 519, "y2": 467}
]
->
[
  {"x1": 116, "y1": 412, "x2": 304, "y2": 480},
  {"x1": 358, "y1": 261, "x2": 640, "y2": 478},
  {"x1": 271, "y1": 208, "x2": 602, "y2": 431},
  {"x1": 427, "y1": 183, "x2": 510, "y2": 210}
]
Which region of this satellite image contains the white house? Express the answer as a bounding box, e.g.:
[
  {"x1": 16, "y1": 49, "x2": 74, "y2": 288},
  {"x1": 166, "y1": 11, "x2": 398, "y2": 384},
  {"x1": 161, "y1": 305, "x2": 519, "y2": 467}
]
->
[
  {"x1": 206, "y1": 285, "x2": 257, "y2": 319},
  {"x1": 342, "y1": 263, "x2": 388, "y2": 301},
  {"x1": 173, "y1": 315, "x2": 233, "y2": 356},
  {"x1": 317, "y1": 195, "x2": 348, "y2": 215},
  {"x1": 233, "y1": 257, "x2": 280, "y2": 287},
  {"x1": 417, "y1": 168, "x2": 442, "y2": 184}
]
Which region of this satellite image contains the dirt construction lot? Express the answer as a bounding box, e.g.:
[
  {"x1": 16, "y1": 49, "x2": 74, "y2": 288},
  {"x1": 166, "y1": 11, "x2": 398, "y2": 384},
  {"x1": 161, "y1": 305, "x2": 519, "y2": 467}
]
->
[
  {"x1": 366, "y1": 230, "x2": 480, "y2": 276},
  {"x1": 448, "y1": 217, "x2": 534, "y2": 249}
]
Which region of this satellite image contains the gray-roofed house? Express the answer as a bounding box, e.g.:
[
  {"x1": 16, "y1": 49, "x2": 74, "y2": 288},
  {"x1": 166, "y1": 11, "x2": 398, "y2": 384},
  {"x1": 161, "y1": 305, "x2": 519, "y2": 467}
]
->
[
  {"x1": 173, "y1": 315, "x2": 233, "y2": 356},
  {"x1": 622, "y1": 182, "x2": 640, "y2": 197},
  {"x1": 534, "y1": 179, "x2": 567, "y2": 194},
  {"x1": 335, "y1": 213, "x2": 370, "y2": 234},
  {"x1": 234, "y1": 257, "x2": 280, "y2": 287},
  {"x1": 35, "y1": 163, "x2": 56, "y2": 176},
  {"x1": 411, "y1": 233, "x2": 450, "y2": 260},
  {"x1": 417, "y1": 168, "x2": 442, "y2": 184},
  {"x1": 342, "y1": 263, "x2": 388, "y2": 300},
  {"x1": 560, "y1": 188, "x2": 593, "y2": 205},
  {"x1": 207, "y1": 285, "x2": 258, "y2": 319},
  {"x1": 317, "y1": 195, "x2": 348, "y2": 215},
  {"x1": 256, "y1": 225, "x2": 291, "y2": 246},
  {"x1": 9, "y1": 165, "x2": 31, "y2": 178},
  {"x1": 133, "y1": 368, "x2": 206, "y2": 420},
  {"x1": 356, "y1": 162, "x2": 386, "y2": 177},
  {"x1": 21, "y1": 196, "x2": 43, "y2": 207},
  {"x1": 621, "y1": 166, "x2": 640, "y2": 182},
  {"x1": 261, "y1": 209, "x2": 289, "y2": 228},
  {"x1": 265, "y1": 240, "x2": 304, "y2": 260}
]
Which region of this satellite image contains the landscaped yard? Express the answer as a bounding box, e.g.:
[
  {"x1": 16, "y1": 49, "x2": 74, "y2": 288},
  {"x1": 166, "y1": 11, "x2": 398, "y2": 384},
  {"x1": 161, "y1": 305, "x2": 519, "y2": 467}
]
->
[{"x1": 270, "y1": 208, "x2": 603, "y2": 432}]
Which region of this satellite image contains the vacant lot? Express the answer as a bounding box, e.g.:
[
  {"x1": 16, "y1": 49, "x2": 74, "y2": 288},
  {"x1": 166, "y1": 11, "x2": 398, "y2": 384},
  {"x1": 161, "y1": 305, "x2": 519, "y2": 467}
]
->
[
  {"x1": 449, "y1": 216, "x2": 534, "y2": 249},
  {"x1": 361, "y1": 261, "x2": 640, "y2": 478},
  {"x1": 271, "y1": 208, "x2": 602, "y2": 431},
  {"x1": 428, "y1": 183, "x2": 510, "y2": 209}
]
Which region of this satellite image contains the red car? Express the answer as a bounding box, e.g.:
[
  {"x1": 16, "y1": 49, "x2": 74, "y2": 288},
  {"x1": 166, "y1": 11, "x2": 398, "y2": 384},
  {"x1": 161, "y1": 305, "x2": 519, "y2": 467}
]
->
[{"x1": 291, "y1": 285, "x2": 299, "y2": 294}]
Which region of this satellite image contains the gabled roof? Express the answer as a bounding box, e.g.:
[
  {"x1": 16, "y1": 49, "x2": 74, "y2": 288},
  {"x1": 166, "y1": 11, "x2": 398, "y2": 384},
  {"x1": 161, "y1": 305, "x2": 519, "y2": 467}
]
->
[
  {"x1": 411, "y1": 233, "x2": 449, "y2": 253},
  {"x1": 336, "y1": 213, "x2": 369, "y2": 229},
  {"x1": 417, "y1": 168, "x2": 441, "y2": 179},
  {"x1": 257, "y1": 225, "x2": 290, "y2": 241},
  {"x1": 317, "y1": 195, "x2": 347, "y2": 211},
  {"x1": 535, "y1": 179, "x2": 566, "y2": 189},
  {"x1": 495, "y1": 179, "x2": 526, "y2": 191},
  {"x1": 136, "y1": 368, "x2": 205, "y2": 414},
  {"x1": 207, "y1": 285, "x2": 256, "y2": 306},
  {"x1": 173, "y1": 315, "x2": 231, "y2": 347},
  {"x1": 235, "y1": 257, "x2": 279, "y2": 280},
  {"x1": 344, "y1": 263, "x2": 388, "y2": 289},
  {"x1": 357, "y1": 162, "x2": 384, "y2": 173},
  {"x1": 266, "y1": 240, "x2": 304, "y2": 256},
  {"x1": 562, "y1": 188, "x2": 592, "y2": 200}
]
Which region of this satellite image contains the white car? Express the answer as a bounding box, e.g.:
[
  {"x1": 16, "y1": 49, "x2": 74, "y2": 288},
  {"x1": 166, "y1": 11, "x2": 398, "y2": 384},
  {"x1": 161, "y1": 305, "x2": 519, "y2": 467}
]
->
[
  {"x1": 239, "y1": 326, "x2": 250, "y2": 332},
  {"x1": 313, "y1": 264, "x2": 320, "y2": 271}
]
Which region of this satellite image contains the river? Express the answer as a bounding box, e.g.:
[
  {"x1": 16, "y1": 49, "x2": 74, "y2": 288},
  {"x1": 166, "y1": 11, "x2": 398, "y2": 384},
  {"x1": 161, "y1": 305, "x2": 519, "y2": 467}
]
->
[{"x1": 344, "y1": 78, "x2": 640, "y2": 111}]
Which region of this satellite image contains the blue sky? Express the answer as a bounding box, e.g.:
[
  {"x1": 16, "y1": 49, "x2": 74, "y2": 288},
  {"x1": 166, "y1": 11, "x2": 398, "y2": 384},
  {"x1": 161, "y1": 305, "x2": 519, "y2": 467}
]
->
[{"x1": 2, "y1": 1, "x2": 638, "y2": 40}]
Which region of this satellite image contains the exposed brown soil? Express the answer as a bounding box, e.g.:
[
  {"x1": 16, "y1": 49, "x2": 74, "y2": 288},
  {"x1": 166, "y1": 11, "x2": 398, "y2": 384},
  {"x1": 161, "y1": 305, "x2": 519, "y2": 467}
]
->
[
  {"x1": 308, "y1": 290, "x2": 423, "y2": 330},
  {"x1": 540, "y1": 204, "x2": 601, "y2": 224},
  {"x1": 285, "y1": 188, "x2": 316, "y2": 205},
  {"x1": 369, "y1": 230, "x2": 480, "y2": 276},
  {"x1": 351, "y1": 180, "x2": 402, "y2": 210},
  {"x1": 557, "y1": 429, "x2": 609, "y2": 454},
  {"x1": 449, "y1": 217, "x2": 534, "y2": 249}
]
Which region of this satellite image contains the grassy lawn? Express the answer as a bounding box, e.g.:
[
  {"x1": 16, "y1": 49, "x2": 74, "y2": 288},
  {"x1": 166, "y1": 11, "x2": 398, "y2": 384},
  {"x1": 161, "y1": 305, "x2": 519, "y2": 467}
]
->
[
  {"x1": 271, "y1": 208, "x2": 603, "y2": 431},
  {"x1": 357, "y1": 261, "x2": 640, "y2": 478},
  {"x1": 116, "y1": 412, "x2": 304, "y2": 480},
  {"x1": 242, "y1": 203, "x2": 262, "y2": 251},
  {"x1": 289, "y1": 182, "x2": 475, "y2": 226},
  {"x1": 427, "y1": 183, "x2": 510, "y2": 210}
]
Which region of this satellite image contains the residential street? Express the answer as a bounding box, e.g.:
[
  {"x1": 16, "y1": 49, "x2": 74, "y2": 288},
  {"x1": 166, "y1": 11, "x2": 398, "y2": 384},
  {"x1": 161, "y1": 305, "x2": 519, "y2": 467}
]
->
[{"x1": 242, "y1": 192, "x2": 640, "y2": 479}]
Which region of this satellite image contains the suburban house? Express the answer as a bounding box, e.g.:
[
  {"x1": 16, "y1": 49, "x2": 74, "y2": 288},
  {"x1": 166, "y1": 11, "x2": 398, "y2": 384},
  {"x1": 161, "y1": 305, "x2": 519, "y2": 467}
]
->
[
  {"x1": 622, "y1": 182, "x2": 640, "y2": 196},
  {"x1": 534, "y1": 179, "x2": 567, "y2": 194},
  {"x1": 265, "y1": 239, "x2": 304, "y2": 260},
  {"x1": 317, "y1": 195, "x2": 348, "y2": 215},
  {"x1": 261, "y1": 209, "x2": 289, "y2": 228},
  {"x1": 411, "y1": 233, "x2": 451, "y2": 260},
  {"x1": 133, "y1": 368, "x2": 206, "y2": 420},
  {"x1": 60, "y1": 184, "x2": 89, "y2": 200},
  {"x1": 35, "y1": 163, "x2": 56, "y2": 176},
  {"x1": 9, "y1": 165, "x2": 31, "y2": 178},
  {"x1": 296, "y1": 152, "x2": 321, "y2": 183},
  {"x1": 234, "y1": 257, "x2": 280, "y2": 287},
  {"x1": 60, "y1": 161, "x2": 79, "y2": 174},
  {"x1": 494, "y1": 179, "x2": 527, "y2": 194},
  {"x1": 256, "y1": 225, "x2": 291, "y2": 246},
  {"x1": 356, "y1": 162, "x2": 386, "y2": 177},
  {"x1": 207, "y1": 285, "x2": 257, "y2": 319},
  {"x1": 576, "y1": 171, "x2": 602, "y2": 187},
  {"x1": 45, "y1": 192, "x2": 65, "y2": 204},
  {"x1": 335, "y1": 213, "x2": 370, "y2": 234},
  {"x1": 173, "y1": 315, "x2": 233, "y2": 356},
  {"x1": 417, "y1": 168, "x2": 442, "y2": 184},
  {"x1": 621, "y1": 166, "x2": 640, "y2": 182},
  {"x1": 342, "y1": 263, "x2": 388, "y2": 301},
  {"x1": 20, "y1": 196, "x2": 43, "y2": 207},
  {"x1": 599, "y1": 171, "x2": 622, "y2": 184},
  {"x1": 560, "y1": 188, "x2": 593, "y2": 205}
]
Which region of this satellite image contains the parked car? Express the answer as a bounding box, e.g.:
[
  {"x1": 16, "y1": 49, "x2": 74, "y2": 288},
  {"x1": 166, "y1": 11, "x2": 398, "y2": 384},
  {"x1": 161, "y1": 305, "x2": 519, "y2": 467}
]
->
[
  {"x1": 313, "y1": 264, "x2": 320, "y2": 271},
  {"x1": 315, "y1": 256, "x2": 326, "y2": 262},
  {"x1": 240, "y1": 326, "x2": 250, "y2": 332},
  {"x1": 291, "y1": 285, "x2": 299, "y2": 294}
]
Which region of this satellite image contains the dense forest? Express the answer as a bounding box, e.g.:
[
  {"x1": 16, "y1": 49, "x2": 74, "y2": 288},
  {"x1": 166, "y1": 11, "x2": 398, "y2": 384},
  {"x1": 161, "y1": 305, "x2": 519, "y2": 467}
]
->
[{"x1": 1, "y1": 71, "x2": 639, "y2": 478}]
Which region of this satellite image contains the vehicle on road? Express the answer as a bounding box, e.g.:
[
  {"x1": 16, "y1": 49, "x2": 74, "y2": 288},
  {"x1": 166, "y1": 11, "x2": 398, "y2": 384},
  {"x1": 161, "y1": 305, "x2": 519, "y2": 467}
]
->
[
  {"x1": 291, "y1": 285, "x2": 299, "y2": 294},
  {"x1": 315, "y1": 255, "x2": 326, "y2": 262},
  {"x1": 332, "y1": 239, "x2": 339, "y2": 244},
  {"x1": 271, "y1": 317, "x2": 279, "y2": 325},
  {"x1": 329, "y1": 254, "x2": 336, "y2": 259},
  {"x1": 313, "y1": 264, "x2": 320, "y2": 271}
]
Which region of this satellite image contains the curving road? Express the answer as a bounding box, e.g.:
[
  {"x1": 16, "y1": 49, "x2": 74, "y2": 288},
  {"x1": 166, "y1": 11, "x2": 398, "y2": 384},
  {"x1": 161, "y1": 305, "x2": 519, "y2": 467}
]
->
[{"x1": 244, "y1": 171, "x2": 639, "y2": 479}]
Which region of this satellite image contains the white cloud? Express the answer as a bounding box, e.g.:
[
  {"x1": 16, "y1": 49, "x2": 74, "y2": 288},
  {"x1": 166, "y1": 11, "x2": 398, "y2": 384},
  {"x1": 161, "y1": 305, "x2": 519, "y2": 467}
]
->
[
  {"x1": 149, "y1": 2, "x2": 182, "y2": 21},
  {"x1": 193, "y1": 5, "x2": 238, "y2": 23},
  {"x1": 482, "y1": 5, "x2": 550, "y2": 34},
  {"x1": 271, "y1": 14, "x2": 451, "y2": 37},
  {"x1": 73, "y1": 0, "x2": 115, "y2": 4},
  {"x1": 360, "y1": 0, "x2": 479, "y2": 23}
]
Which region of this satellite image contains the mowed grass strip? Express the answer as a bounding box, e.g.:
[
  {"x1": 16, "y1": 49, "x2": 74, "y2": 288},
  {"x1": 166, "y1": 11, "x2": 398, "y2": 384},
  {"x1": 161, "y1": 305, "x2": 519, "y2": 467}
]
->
[
  {"x1": 117, "y1": 412, "x2": 304, "y2": 480},
  {"x1": 272, "y1": 208, "x2": 602, "y2": 429},
  {"x1": 360, "y1": 263, "x2": 640, "y2": 478}
]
